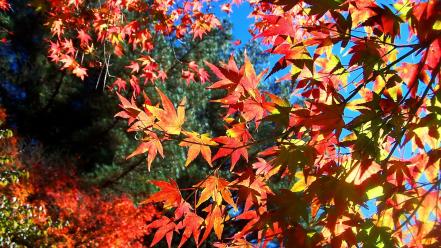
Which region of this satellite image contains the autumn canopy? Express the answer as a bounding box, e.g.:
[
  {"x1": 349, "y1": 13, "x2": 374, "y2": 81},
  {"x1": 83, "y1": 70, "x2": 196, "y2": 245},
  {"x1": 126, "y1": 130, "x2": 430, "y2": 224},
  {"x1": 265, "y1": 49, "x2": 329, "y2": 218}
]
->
[{"x1": 0, "y1": 0, "x2": 440, "y2": 247}]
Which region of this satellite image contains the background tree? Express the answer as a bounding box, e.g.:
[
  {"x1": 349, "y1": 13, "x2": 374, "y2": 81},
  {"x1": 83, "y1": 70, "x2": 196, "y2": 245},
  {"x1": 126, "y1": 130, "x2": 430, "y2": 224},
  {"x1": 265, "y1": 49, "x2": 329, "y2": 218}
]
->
[
  {"x1": 0, "y1": 108, "x2": 55, "y2": 247},
  {"x1": 0, "y1": 0, "x2": 268, "y2": 200}
]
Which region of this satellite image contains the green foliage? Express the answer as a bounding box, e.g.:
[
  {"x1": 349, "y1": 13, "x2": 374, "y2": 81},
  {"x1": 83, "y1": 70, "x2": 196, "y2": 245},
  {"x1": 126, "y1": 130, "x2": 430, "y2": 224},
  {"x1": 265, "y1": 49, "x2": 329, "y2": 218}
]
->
[
  {"x1": 0, "y1": 127, "x2": 52, "y2": 247},
  {"x1": 0, "y1": 194, "x2": 49, "y2": 247}
]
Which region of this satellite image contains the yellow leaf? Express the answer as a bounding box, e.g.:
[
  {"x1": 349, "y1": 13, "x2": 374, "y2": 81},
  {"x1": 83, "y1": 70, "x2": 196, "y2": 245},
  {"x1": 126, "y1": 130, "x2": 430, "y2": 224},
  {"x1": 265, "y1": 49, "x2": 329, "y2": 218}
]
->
[
  {"x1": 433, "y1": 20, "x2": 441, "y2": 30},
  {"x1": 394, "y1": 0, "x2": 412, "y2": 18},
  {"x1": 366, "y1": 186, "x2": 383, "y2": 200},
  {"x1": 376, "y1": 208, "x2": 395, "y2": 229},
  {"x1": 291, "y1": 65, "x2": 301, "y2": 76},
  {"x1": 291, "y1": 171, "x2": 315, "y2": 192},
  {"x1": 374, "y1": 75, "x2": 386, "y2": 93},
  {"x1": 387, "y1": 84, "x2": 402, "y2": 101}
]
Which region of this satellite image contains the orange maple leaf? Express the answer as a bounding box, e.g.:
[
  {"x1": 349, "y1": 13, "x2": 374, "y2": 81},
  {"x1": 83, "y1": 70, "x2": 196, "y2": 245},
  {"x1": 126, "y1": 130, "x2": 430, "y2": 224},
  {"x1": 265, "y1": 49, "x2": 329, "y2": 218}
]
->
[
  {"x1": 200, "y1": 204, "x2": 225, "y2": 243},
  {"x1": 146, "y1": 88, "x2": 186, "y2": 135},
  {"x1": 179, "y1": 131, "x2": 218, "y2": 166},
  {"x1": 126, "y1": 132, "x2": 163, "y2": 170},
  {"x1": 194, "y1": 176, "x2": 236, "y2": 209},
  {"x1": 177, "y1": 212, "x2": 204, "y2": 248},
  {"x1": 145, "y1": 179, "x2": 182, "y2": 208}
]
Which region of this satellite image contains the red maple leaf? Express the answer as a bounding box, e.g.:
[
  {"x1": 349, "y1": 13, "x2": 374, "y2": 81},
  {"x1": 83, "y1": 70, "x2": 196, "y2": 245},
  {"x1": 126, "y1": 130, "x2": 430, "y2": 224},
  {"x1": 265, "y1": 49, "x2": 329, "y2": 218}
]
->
[{"x1": 212, "y1": 136, "x2": 248, "y2": 170}]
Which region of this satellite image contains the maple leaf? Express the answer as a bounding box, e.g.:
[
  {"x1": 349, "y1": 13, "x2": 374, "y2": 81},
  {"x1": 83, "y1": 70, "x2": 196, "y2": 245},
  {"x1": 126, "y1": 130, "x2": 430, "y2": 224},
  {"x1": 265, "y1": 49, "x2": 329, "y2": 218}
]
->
[
  {"x1": 241, "y1": 96, "x2": 272, "y2": 128},
  {"x1": 386, "y1": 160, "x2": 416, "y2": 187},
  {"x1": 77, "y1": 29, "x2": 92, "y2": 47},
  {"x1": 232, "y1": 40, "x2": 241, "y2": 46},
  {"x1": 60, "y1": 54, "x2": 77, "y2": 69},
  {"x1": 231, "y1": 210, "x2": 259, "y2": 240},
  {"x1": 114, "y1": 91, "x2": 142, "y2": 124},
  {"x1": 148, "y1": 216, "x2": 176, "y2": 248},
  {"x1": 72, "y1": 66, "x2": 87, "y2": 80},
  {"x1": 232, "y1": 169, "x2": 274, "y2": 211},
  {"x1": 186, "y1": 61, "x2": 197, "y2": 72},
  {"x1": 181, "y1": 70, "x2": 195, "y2": 85},
  {"x1": 206, "y1": 55, "x2": 242, "y2": 91},
  {"x1": 363, "y1": 5, "x2": 402, "y2": 40},
  {"x1": 61, "y1": 39, "x2": 75, "y2": 55},
  {"x1": 212, "y1": 136, "x2": 248, "y2": 170},
  {"x1": 48, "y1": 41, "x2": 61, "y2": 62},
  {"x1": 266, "y1": 189, "x2": 309, "y2": 228},
  {"x1": 345, "y1": 160, "x2": 381, "y2": 186},
  {"x1": 427, "y1": 39, "x2": 441, "y2": 70},
  {"x1": 240, "y1": 52, "x2": 263, "y2": 96},
  {"x1": 186, "y1": 61, "x2": 208, "y2": 85},
  {"x1": 348, "y1": 0, "x2": 377, "y2": 25},
  {"x1": 200, "y1": 204, "x2": 225, "y2": 244},
  {"x1": 126, "y1": 132, "x2": 163, "y2": 170},
  {"x1": 349, "y1": 40, "x2": 384, "y2": 66},
  {"x1": 262, "y1": 0, "x2": 300, "y2": 12},
  {"x1": 303, "y1": 102, "x2": 345, "y2": 136},
  {"x1": 256, "y1": 15, "x2": 296, "y2": 38},
  {"x1": 173, "y1": 201, "x2": 193, "y2": 221},
  {"x1": 145, "y1": 179, "x2": 182, "y2": 208},
  {"x1": 207, "y1": 52, "x2": 266, "y2": 96},
  {"x1": 146, "y1": 88, "x2": 186, "y2": 135},
  {"x1": 194, "y1": 176, "x2": 236, "y2": 209},
  {"x1": 126, "y1": 61, "x2": 140, "y2": 74},
  {"x1": 114, "y1": 43, "x2": 124, "y2": 57},
  {"x1": 197, "y1": 68, "x2": 209, "y2": 84},
  {"x1": 177, "y1": 212, "x2": 204, "y2": 247},
  {"x1": 191, "y1": 14, "x2": 220, "y2": 39},
  {"x1": 112, "y1": 77, "x2": 127, "y2": 91},
  {"x1": 266, "y1": 44, "x2": 312, "y2": 80},
  {"x1": 157, "y1": 70, "x2": 167, "y2": 81},
  {"x1": 50, "y1": 19, "x2": 64, "y2": 37},
  {"x1": 291, "y1": 171, "x2": 316, "y2": 192},
  {"x1": 252, "y1": 157, "x2": 279, "y2": 179},
  {"x1": 179, "y1": 131, "x2": 218, "y2": 166},
  {"x1": 398, "y1": 63, "x2": 421, "y2": 98},
  {"x1": 305, "y1": 0, "x2": 343, "y2": 17},
  {"x1": 225, "y1": 123, "x2": 252, "y2": 142},
  {"x1": 221, "y1": 4, "x2": 232, "y2": 14},
  {"x1": 272, "y1": 139, "x2": 318, "y2": 173}
]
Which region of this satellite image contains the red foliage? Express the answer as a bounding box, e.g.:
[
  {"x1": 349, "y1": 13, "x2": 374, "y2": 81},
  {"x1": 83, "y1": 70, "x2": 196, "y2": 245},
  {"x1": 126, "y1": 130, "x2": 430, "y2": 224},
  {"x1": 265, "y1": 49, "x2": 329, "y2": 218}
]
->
[
  {"x1": 27, "y1": 165, "x2": 160, "y2": 247},
  {"x1": 4, "y1": 0, "x2": 440, "y2": 247}
]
